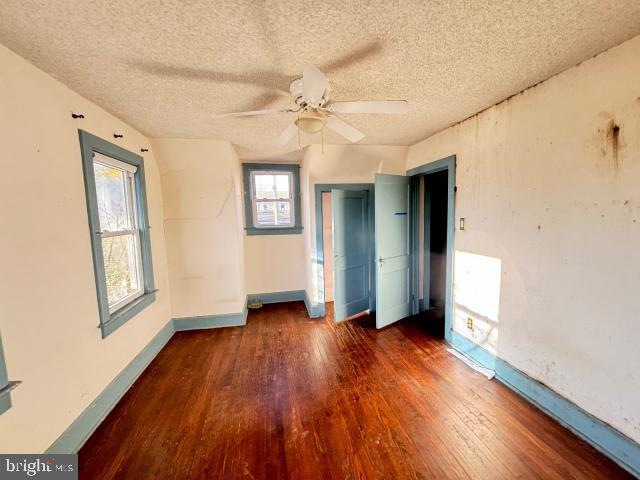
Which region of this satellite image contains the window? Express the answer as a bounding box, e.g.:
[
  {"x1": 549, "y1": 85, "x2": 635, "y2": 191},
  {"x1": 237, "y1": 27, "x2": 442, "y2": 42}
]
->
[
  {"x1": 79, "y1": 130, "x2": 156, "y2": 338},
  {"x1": 94, "y1": 154, "x2": 144, "y2": 312},
  {"x1": 242, "y1": 163, "x2": 302, "y2": 235}
]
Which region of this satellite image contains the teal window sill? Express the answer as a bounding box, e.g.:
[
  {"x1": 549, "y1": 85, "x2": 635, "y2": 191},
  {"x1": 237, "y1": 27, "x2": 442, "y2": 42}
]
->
[
  {"x1": 0, "y1": 381, "x2": 19, "y2": 415},
  {"x1": 100, "y1": 291, "x2": 157, "y2": 338},
  {"x1": 246, "y1": 226, "x2": 302, "y2": 236}
]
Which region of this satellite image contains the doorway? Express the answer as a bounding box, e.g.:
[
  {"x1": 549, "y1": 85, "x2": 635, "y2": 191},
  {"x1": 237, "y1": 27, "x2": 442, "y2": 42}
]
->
[
  {"x1": 418, "y1": 170, "x2": 448, "y2": 336},
  {"x1": 406, "y1": 155, "x2": 456, "y2": 341},
  {"x1": 314, "y1": 184, "x2": 375, "y2": 321}
]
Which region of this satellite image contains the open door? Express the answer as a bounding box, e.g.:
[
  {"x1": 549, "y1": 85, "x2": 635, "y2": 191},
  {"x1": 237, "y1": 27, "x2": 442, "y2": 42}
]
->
[
  {"x1": 375, "y1": 173, "x2": 411, "y2": 328},
  {"x1": 332, "y1": 189, "x2": 370, "y2": 321}
]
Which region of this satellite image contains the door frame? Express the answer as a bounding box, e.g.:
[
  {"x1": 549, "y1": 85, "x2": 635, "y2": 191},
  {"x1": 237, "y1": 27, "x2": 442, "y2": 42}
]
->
[
  {"x1": 314, "y1": 184, "x2": 375, "y2": 317},
  {"x1": 406, "y1": 155, "x2": 456, "y2": 342}
]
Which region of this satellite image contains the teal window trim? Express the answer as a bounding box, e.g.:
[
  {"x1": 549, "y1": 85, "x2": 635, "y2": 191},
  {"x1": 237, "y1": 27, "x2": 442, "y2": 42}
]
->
[
  {"x1": 79, "y1": 130, "x2": 157, "y2": 338},
  {"x1": 242, "y1": 163, "x2": 302, "y2": 235},
  {"x1": 0, "y1": 333, "x2": 19, "y2": 415}
]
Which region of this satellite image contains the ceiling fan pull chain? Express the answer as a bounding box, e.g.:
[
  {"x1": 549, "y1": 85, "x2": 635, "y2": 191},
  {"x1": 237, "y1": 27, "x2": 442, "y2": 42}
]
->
[
  {"x1": 297, "y1": 113, "x2": 301, "y2": 149},
  {"x1": 321, "y1": 127, "x2": 324, "y2": 154}
]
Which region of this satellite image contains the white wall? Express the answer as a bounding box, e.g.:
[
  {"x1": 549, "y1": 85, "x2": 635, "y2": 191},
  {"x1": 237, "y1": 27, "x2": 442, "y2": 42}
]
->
[
  {"x1": 151, "y1": 138, "x2": 246, "y2": 317},
  {"x1": 0, "y1": 45, "x2": 172, "y2": 452},
  {"x1": 407, "y1": 35, "x2": 640, "y2": 442},
  {"x1": 244, "y1": 235, "x2": 306, "y2": 294},
  {"x1": 302, "y1": 144, "x2": 409, "y2": 306},
  {"x1": 239, "y1": 159, "x2": 307, "y2": 295}
]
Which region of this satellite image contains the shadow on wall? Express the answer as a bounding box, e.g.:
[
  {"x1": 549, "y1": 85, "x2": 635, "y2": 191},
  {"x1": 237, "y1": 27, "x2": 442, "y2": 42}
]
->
[{"x1": 453, "y1": 251, "x2": 502, "y2": 355}]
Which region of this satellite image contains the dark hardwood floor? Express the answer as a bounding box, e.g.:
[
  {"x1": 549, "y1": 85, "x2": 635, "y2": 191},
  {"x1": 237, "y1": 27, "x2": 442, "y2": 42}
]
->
[{"x1": 79, "y1": 302, "x2": 632, "y2": 479}]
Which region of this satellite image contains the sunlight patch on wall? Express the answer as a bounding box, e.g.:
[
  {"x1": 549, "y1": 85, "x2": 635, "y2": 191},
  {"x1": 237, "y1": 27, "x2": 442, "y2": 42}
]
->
[{"x1": 453, "y1": 251, "x2": 502, "y2": 354}]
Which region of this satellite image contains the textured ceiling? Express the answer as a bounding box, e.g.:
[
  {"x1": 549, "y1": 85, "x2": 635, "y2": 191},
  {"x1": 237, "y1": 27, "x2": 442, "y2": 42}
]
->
[{"x1": 1, "y1": 1, "x2": 640, "y2": 158}]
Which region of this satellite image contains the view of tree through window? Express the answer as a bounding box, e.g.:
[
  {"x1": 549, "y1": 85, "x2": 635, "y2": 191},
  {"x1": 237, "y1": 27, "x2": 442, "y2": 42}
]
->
[
  {"x1": 94, "y1": 156, "x2": 142, "y2": 309},
  {"x1": 252, "y1": 173, "x2": 293, "y2": 227}
]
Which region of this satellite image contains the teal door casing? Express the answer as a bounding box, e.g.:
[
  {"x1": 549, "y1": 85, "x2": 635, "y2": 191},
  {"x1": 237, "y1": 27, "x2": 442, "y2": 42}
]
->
[
  {"x1": 314, "y1": 184, "x2": 375, "y2": 318},
  {"x1": 375, "y1": 173, "x2": 412, "y2": 329},
  {"x1": 332, "y1": 189, "x2": 370, "y2": 321},
  {"x1": 406, "y1": 155, "x2": 456, "y2": 342}
]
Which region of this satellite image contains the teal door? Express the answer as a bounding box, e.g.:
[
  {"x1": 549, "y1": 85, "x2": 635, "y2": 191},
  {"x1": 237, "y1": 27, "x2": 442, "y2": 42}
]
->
[
  {"x1": 375, "y1": 174, "x2": 412, "y2": 328},
  {"x1": 332, "y1": 189, "x2": 370, "y2": 321}
]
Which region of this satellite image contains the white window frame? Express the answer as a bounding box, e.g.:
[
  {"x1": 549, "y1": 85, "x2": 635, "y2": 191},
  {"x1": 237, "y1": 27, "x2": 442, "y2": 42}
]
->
[
  {"x1": 249, "y1": 170, "x2": 295, "y2": 229},
  {"x1": 94, "y1": 153, "x2": 145, "y2": 313}
]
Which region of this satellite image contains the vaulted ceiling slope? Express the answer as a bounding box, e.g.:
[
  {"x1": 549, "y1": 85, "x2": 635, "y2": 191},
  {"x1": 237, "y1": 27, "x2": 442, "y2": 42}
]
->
[{"x1": 1, "y1": 0, "x2": 639, "y2": 157}]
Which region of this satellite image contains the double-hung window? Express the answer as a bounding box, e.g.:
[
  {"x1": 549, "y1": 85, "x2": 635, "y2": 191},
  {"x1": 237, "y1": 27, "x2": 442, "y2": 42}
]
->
[
  {"x1": 94, "y1": 154, "x2": 144, "y2": 311},
  {"x1": 242, "y1": 163, "x2": 302, "y2": 235},
  {"x1": 79, "y1": 130, "x2": 156, "y2": 338}
]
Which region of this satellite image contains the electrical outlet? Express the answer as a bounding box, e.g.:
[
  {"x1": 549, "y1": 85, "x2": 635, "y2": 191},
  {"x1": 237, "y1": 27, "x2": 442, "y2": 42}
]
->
[{"x1": 467, "y1": 317, "x2": 473, "y2": 330}]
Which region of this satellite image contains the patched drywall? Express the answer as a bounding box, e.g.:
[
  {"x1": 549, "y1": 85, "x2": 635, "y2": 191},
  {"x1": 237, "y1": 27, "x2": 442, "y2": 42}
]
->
[
  {"x1": 151, "y1": 138, "x2": 246, "y2": 317},
  {"x1": 406, "y1": 34, "x2": 640, "y2": 441},
  {"x1": 0, "y1": 45, "x2": 172, "y2": 452}
]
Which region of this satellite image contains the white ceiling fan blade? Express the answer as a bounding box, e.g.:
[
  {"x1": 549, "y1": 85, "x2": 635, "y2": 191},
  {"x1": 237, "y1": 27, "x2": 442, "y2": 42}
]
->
[
  {"x1": 329, "y1": 100, "x2": 408, "y2": 114},
  {"x1": 303, "y1": 63, "x2": 328, "y2": 107},
  {"x1": 212, "y1": 108, "x2": 289, "y2": 118},
  {"x1": 326, "y1": 116, "x2": 365, "y2": 143},
  {"x1": 276, "y1": 122, "x2": 298, "y2": 146}
]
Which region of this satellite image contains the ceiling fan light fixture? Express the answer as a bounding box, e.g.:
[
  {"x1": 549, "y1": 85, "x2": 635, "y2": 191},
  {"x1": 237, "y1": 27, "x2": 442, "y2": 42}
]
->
[{"x1": 295, "y1": 112, "x2": 327, "y2": 134}]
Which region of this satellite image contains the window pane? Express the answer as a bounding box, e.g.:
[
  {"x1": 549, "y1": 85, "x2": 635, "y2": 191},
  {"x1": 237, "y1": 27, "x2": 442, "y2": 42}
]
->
[
  {"x1": 255, "y1": 201, "x2": 276, "y2": 226},
  {"x1": 102, "y1": 234, "x2": 140, "y2": 307},
  {"x1": 94, "y1": 161, "x2": 131, "y2": 231},
  {"x1": 275, "y1": 174, "x2": 290, "y2": 199},
  {"x1": 255, "y1": 201, "x2": 293, "y2": 227},
  {"x1": 275, "y1": 201, "x2": 292, "y2": 225},
  {"x1": 254, "y1": 174, "x2": 276, "y2": 199}
]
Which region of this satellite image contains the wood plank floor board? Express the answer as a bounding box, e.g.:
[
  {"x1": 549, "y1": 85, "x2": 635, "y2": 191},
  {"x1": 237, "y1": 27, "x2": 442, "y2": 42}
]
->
[
  {"x1": 79, "y1": 302, "x2": 633, "y2": 479},
  {"x1": 390, "y1": 320, "x2": 609, "y2": 480}
]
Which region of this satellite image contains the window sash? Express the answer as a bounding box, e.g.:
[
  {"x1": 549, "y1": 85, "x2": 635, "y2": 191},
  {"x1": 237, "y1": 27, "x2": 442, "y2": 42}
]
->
[
  {"x1": 95, "y1": 153, "x2": 138, "y2": 174},
  {"x1": 250, "y1": 171, "x2": 294, "y2": 228},
  {"x1": 94, "y1": 156, "x2": 138, "y2": 234},
  {"x1": 253, "y1": 199, "x2": 293, "y2": 228},
  {"x1": 104, "y1": 230, "x2": 144, "y2": 314}
]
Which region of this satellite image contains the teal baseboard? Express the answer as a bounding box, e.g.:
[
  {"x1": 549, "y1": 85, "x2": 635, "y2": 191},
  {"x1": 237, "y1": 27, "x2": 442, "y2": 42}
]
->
[
  {"x1": 450, "y1": 331, "x2": 497, "y2": 370},
  {"x1": 247, "y1": 290, "x2": 305, "y2": 305},
  {"x1": 247, "y1": 289, "x2": 324, "y2": 319},
  {"x1": 46, "y1": 320, "x2": 175, "y2": 454},
  {"x1": 304, "y1": 290, "x2": 324, "y2": 318},
  {"x1": 173, "y1": 304, "x2": 248, "y2": 331},
  {"x1": 450, "y1": 331, "x2": 640, "y2": 478}
]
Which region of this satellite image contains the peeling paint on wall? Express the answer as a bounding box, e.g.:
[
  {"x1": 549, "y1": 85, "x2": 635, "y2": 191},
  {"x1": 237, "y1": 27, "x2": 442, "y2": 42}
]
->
[{"x1": 406, "y1": 35, "x2": 640, "y2": 443}]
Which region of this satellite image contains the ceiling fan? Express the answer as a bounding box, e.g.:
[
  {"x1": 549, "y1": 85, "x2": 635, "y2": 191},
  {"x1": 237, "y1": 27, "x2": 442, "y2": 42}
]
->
[{"x1": 212, "y1": 64, "x2": 408, "y2": 146}]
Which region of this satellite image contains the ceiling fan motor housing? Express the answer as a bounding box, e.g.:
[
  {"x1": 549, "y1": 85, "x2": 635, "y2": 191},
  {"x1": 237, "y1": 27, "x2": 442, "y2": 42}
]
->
[{"x1": 289, "y1": 78, "x2": 330, "y2": 107}]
